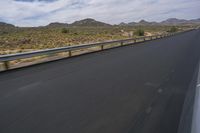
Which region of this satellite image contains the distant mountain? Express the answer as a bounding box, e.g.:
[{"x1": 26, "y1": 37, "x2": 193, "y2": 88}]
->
[
  {"x1": 70, "y1": 18, "x2": 111, "y2": 27},
  {"x1": 161, "y1": 18, "x2": 188, "y2": 25},
  {"x1": 128, "y1": 22, "x2": 137, "y2": 26},
  {"x1": 189, "y1": 18, "x2": 200, "y2": 24},
  {"x1": 0, "y1": 22, "x2": 15, "y2": 28},
  {"x1": 1, "y1": 17, "x2": 200, "y2": 29},
  {"x1": 122, "y1": 20, "x2": 158, "y2": 26},
  {"x1": 47, "y1": 22, "x2": 69, "y2": 27},
  {"x1": 119, "y1": 22, "x2": 128, "y2": 26},
  {"x1": 0, "y1": 22, "x2": 15, "y2": 34},
  {"x1": 160, "y1": 18, "x2": 200, "y2": 25},
  {"x1": 119, "y1": 18, "x2": 200, "y2": 26},
  {"x1": 138, "y1": 20, "x2": 151, "y2": 25},
  {"x1": 44, "y1": 18, "x2": 200, "y2": 27}
]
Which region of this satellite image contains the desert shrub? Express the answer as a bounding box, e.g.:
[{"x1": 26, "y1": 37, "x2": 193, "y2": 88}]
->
[
  {"x1": 134, "y1": 29, "x2": 144, "y2": 36},
  {"x1": 61, "y1": 28, "x2": 69, "y2": 33},
  {"x1": 168, "y1": 26, "x2": 178, "y2": 32},
  {"x1": 73, "y1": 32, "x2": 78, "y2": 35},
  {"x1": 0, "y1": 31, "x2": 9, "y2": 35}
]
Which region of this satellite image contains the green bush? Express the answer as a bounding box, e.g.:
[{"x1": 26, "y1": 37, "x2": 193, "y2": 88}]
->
[
  {"x1": 61, "y1": 28, "x2": 69, "y2": 33},
  {"x1": 169, "y1": 26, "x2": 178, "y2": 33},
  {"x1": 134, "y1": 29, "x2": 144, "y2": 36}
]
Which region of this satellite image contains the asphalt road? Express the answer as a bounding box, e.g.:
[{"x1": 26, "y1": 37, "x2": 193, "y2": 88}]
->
[{"x1": 0, "y1": 29, "x2": 200, "y2": 133}]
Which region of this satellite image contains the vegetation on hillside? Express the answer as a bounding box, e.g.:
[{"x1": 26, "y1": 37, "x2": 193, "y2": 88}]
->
[
  {"x1": 134, "y1": 28, "x2": 145, "y2": 36},
  {"x1": 168, "y1": 26, "x2": 178, "y2": 32},
  {"x1": 61, "y1": 28, "x2": 69, "y2": 33}
]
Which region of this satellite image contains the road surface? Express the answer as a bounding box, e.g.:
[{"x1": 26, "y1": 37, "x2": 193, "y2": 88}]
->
[{"x1": 0, "y1": 29, "x2": 200, "y2": 133}]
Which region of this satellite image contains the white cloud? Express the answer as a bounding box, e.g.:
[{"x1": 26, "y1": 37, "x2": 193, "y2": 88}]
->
[{"x1": 0, "y1": 0, "x2": 199, "y2": 26}]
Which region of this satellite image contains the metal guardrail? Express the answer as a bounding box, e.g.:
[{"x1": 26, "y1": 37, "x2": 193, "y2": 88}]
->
[{"x1": 0, "y1": 29, "x2": 193, "y2": 71}]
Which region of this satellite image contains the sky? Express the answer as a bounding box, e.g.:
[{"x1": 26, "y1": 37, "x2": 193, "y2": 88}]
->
[{"x1": 0, "y1": 0, "x2": 200, "y2": 27}]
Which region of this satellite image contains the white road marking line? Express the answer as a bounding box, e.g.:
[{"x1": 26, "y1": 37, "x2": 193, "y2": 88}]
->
[{"x1": 197, "y1": 84, "x2": 200, "y2": 87}]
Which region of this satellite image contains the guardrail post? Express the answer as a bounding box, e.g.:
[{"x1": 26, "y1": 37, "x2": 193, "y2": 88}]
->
[
  {"x1": 101, "y1": 45, "x2": 104, "y2": 50},
  {"x1": 69, "y1": 50, "x2": 72, "y2": 57},
  {"x1": 3, "y1": 61, "x2": 9, "y2": 70},
  {"x1": 121, "y1": 42, "x2": 123, "y2": 46}
]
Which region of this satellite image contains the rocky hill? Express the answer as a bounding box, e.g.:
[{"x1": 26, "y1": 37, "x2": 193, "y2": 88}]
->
[
  {"x1": 47, "y1": 22, "x2": 69, "y2": 28},
  {"x1": 120, "y1": 18, "x2": 200, "y2": 26},
  {"x1": 0, "y1": 22, "x2": 15, "y2": 28},
  {"x1": 70, "y1": 18, "x2": 111, "y2": 27}
]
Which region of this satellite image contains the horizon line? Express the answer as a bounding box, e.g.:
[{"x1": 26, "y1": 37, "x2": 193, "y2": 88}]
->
[{"x1": 1, "y1": 17, "x2": 200, "y2": 28}]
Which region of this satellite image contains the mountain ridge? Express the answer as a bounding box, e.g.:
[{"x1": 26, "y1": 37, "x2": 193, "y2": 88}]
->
[
  {"x1": 0, "y1": 22, "x2": 15, "y2": 28},
  {"x1": 70, "y1": 18, "x2": 112, "y2": 27},
  {"x1": 1, "y1": 18, "x2": 200, "y2": 28}
]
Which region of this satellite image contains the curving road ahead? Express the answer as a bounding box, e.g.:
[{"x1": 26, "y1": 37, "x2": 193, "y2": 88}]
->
[{"x1": 0, "y1": 29, "x2": 200, "y2": 133}]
